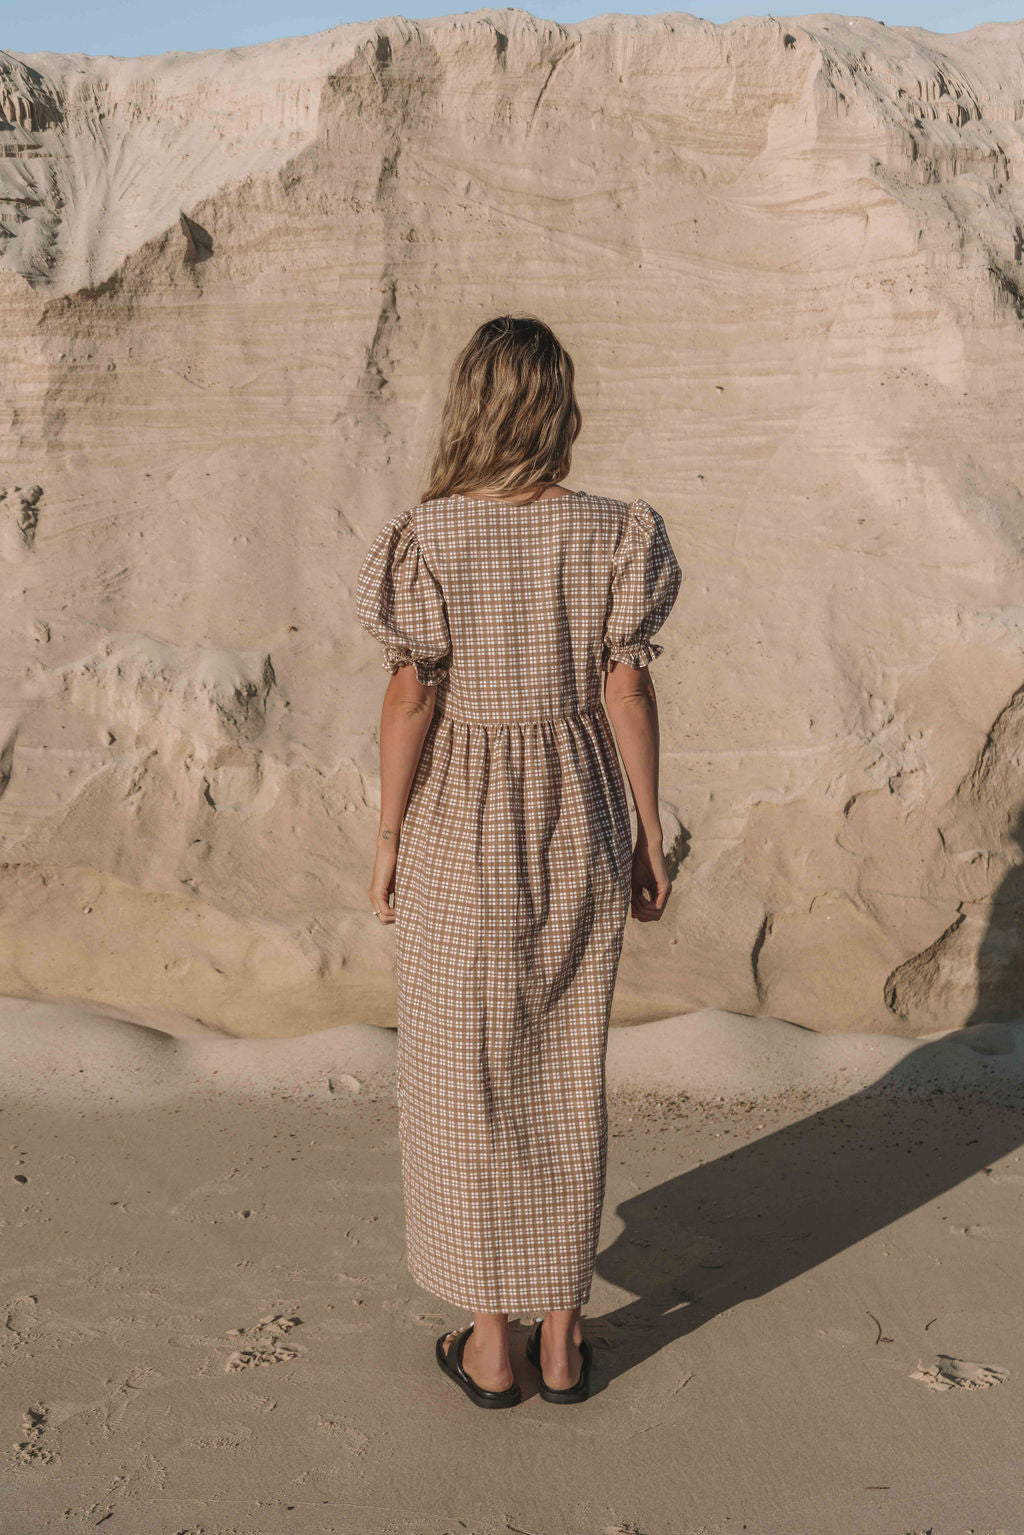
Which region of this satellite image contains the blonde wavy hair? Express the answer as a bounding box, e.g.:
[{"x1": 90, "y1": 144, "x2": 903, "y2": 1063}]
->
[{"x1": 420, "y1": 315, "x2": 582, "y2": 503}]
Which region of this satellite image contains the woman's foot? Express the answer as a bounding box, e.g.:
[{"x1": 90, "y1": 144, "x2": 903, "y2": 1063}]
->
[
  {"x1": 441, "y1": 1324, "x2": 515, "y2": 1393},
  {"x1": 539, "y1": 1309, "x2": 585, "y2": 1391}
]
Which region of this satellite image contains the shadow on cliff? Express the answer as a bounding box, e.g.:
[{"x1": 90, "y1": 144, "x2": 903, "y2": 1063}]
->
[
  {"x1": 963, "y1": 801, "x2": 1024, "y2": 1030},
  {"x1": 590, "y1": 804, "x2": 1024, "y2": 1394},
  {"x1": 179, "y1": 210, "x2": 214, "y2": 265}
]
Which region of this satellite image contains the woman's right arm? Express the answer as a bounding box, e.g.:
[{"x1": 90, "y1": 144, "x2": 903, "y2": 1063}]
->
[{"x1": 603, "y1": 660, "x2": 672, "y2": 921}]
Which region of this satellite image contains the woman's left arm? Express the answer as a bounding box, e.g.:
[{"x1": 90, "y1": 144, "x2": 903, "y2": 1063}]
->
[{"x1": 369, "y1": 665, "x2": 437, "y2": 925}]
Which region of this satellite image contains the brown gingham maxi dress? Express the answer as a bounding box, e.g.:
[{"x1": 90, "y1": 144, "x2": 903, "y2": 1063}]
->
[{"x1": 355, "y1": 489, "x2": 682, "y2": 1313}]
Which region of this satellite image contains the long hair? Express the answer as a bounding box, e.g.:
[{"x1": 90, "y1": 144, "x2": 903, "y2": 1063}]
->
[{"x1": 420, "y1": 315, "x2": 582, "y2": 503}]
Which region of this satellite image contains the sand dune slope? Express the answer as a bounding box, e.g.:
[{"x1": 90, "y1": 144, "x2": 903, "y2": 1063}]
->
[{"x1": 1, "y1": 11, "x2": 1024, "y2": 1033}]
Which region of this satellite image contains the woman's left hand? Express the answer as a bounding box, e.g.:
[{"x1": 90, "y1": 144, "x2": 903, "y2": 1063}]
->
[{"x1": 369, "y1": 833, "x2": 399, "y2": 925}]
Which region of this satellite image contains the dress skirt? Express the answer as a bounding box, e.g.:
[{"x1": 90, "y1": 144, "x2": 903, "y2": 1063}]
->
[{"x1": 393, "y1": 699, "x2": 632, "y2": 1312}]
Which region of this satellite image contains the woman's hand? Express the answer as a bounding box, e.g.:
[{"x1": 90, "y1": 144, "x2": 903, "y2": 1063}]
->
[
  {"x1": 369, "y1": 829, "x2": 399, "y2": 925},
  {"x1": 631, "y1": 835, "x2": 671, "y2": 921}
]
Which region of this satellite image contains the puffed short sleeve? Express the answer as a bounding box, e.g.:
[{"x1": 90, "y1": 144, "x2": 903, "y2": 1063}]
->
[
  {"x1": 601, "y1": 498, "x2": 683, "y2": 670},
  {"x1": 355, "y1": 509, "x2": 451, "y2": 686}
]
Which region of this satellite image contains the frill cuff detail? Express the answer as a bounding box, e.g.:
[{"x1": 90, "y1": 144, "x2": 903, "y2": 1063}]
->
[
  {"x1": 601, "y1": 637, "x2": 665, "y2": 670},
  {"x1": 380, "y1": 646, "x2": 451, "y2": 687}
]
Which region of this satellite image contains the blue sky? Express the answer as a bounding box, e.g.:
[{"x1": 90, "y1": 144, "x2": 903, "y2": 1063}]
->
[{"x1": 6, "y1": 1, "x2": 1020, "y2": 58}]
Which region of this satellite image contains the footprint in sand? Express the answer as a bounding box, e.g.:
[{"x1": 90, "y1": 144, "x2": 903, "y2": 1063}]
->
[
  {"x1": 221, "y1": 1387, "x2": 278, "y2": 1414},
  {"x1": 14, "y1": 1403, "x2": 56, "y2": 1465},
  {"x1": 910, "y1": 1354, "x2": 1009, "y2": 1391},
  {"x1": 224, "y1": 1313, "x2": 303, "y2": 1372}
]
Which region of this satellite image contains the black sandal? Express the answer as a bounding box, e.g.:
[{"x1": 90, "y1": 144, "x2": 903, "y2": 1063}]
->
[
  {"x1": 525, "y1": 1316, "x2": 592, "y2": 1403},
  {"x1": 436, "y1": 1324, "x2": 522, "y2": 1409}
]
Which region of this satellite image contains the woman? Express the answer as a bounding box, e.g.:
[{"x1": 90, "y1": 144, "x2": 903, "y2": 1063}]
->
[{"x1": 355, "y1": 314, "x2": 682, "y2": 1408}]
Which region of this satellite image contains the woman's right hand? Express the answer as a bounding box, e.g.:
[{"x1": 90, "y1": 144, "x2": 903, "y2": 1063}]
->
[
  {"x1": 631, "y1": 835, "x2": 672, "y2": 921},
  {"x1": 369, "y1": 827, "x2": 400, "y2": 926}
]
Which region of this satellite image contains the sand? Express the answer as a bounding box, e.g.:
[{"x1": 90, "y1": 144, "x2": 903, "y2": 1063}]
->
[{"x1": 2, "y1": 994, "x2": 1022, "y2": 1534}]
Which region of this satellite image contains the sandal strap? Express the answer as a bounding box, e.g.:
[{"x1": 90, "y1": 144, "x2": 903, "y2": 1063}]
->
[
  {"x1": 454, "y1": 1324, "x2": 474, "y2": 1377},
  {"x1": 455, "y1": 1322, "x2": 518, "y2": 1400}
]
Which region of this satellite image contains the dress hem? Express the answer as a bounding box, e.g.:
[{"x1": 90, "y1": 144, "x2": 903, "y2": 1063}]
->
[{"x1": 408, "y1": 1264, "x2": 592, "y2": 1315}]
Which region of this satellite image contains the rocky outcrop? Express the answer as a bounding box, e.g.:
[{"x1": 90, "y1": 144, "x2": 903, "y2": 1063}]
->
[{"x1": 1, "y1": 10, "x2": 1023, "y2": 1035}]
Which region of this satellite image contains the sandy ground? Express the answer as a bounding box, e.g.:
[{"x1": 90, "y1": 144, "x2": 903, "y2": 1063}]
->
[{"x1": 1, "y1": 998, "x2": 1023, "y2": 1534}]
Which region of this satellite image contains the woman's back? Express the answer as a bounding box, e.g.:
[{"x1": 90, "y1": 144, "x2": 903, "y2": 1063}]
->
[{"x1": 357, "y1": 488, "x2": 681, "y2": 725}]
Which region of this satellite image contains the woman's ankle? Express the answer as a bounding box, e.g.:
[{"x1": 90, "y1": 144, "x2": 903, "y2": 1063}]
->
[
  {"x1": 470, "y1": 1312, "x2": 511, "y2": 1355},
  {"x1": 541, "y1": 1307, "x2": 583, "y2": 1349}
]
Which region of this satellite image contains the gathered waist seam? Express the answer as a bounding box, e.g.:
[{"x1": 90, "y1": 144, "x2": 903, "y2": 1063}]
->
[{"x1": 437, "y1": 701, "x2": 606, "y2": 728}]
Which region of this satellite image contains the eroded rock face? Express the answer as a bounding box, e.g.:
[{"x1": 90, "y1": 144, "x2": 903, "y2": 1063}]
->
[{"x1": 1, "y1": 10, "x2": 1022, "y2": 1036}]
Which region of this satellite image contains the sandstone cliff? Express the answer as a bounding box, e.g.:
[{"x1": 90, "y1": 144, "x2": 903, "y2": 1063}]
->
[{"x1": 1, "y1": 9, "x2": 1023, "y2": 1035}]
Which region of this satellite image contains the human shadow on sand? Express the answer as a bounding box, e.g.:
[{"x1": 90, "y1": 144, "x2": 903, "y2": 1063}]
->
[
  {"x1": 590, "y1": 1022, "x2": 1023, "y2": 1391},
  {"x1": 590, "y1": 797, "x2": 1024, "y2": 1395}
]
